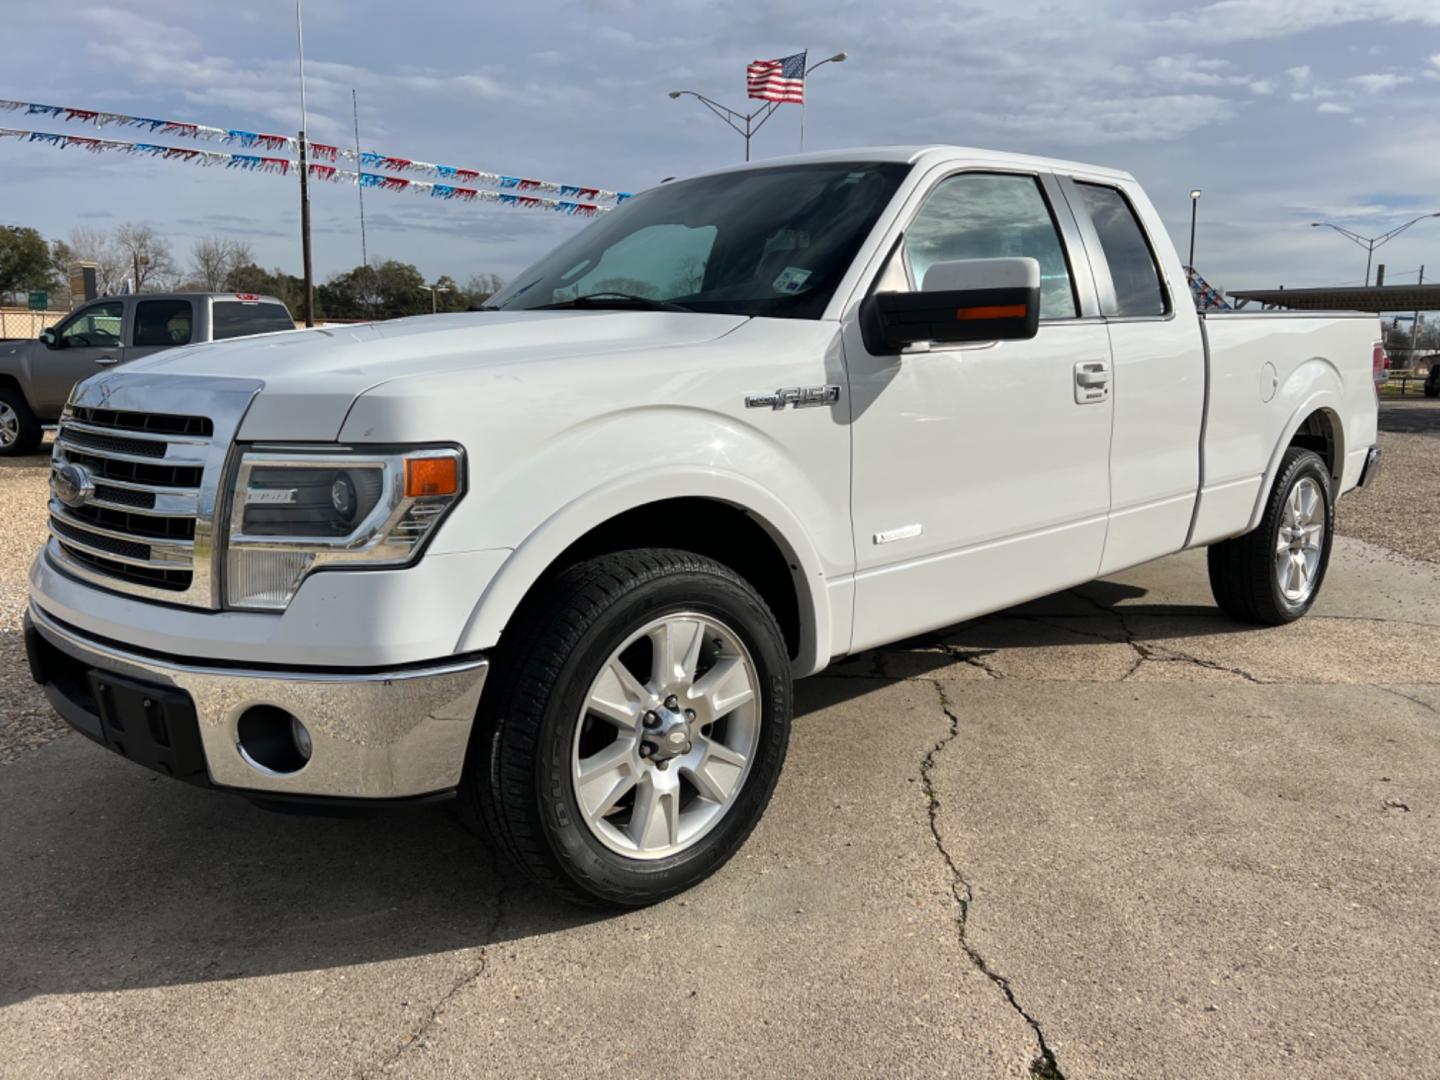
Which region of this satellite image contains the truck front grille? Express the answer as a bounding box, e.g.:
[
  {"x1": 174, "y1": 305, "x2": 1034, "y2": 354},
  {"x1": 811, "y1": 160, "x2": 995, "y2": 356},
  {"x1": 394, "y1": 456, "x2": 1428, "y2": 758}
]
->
[{"x1": 49, "y1": 409, "x2": 213, "y2": 601}]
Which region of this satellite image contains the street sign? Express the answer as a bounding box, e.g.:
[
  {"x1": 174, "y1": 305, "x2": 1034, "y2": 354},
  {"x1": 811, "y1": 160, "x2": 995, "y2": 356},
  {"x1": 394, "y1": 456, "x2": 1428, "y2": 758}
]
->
[{"x1": 27, "y1": 290, "x2": 47, "y2": 311}]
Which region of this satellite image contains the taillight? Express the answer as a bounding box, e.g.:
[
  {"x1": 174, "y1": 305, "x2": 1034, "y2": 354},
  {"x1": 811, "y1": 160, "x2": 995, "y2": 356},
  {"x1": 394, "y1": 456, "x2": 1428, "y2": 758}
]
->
[{"x1": 1372, "y1": 344, "x2": 1388, "y2": 393}]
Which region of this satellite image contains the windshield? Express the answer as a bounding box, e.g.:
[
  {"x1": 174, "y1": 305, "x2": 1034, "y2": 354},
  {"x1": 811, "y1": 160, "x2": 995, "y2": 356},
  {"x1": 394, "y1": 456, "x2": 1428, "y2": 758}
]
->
[{"x1": 486, "y1": 161, "x2": 911, "y2": 319}]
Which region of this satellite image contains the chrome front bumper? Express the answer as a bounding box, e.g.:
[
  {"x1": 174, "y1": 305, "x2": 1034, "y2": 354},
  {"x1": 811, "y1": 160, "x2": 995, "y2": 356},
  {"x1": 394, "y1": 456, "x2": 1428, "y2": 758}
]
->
[{"x1": 26, "y1": 601, "x2": 488, "y2": 800}]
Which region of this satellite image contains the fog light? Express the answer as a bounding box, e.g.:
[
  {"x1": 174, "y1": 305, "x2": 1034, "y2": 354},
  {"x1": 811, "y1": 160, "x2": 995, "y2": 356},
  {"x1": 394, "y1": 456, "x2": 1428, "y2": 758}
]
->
[
  {"x1": 291, "y1": 716, "x2": 313, "y2": 762},
  {"x1": 236, "y1": 706, "x2": 311, "y2": 775}
]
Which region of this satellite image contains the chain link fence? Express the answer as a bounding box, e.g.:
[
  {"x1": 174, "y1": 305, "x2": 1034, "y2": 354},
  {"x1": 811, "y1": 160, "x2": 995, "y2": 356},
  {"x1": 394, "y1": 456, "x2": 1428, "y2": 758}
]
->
[{"x1": 0, "y1": 308, "x2": 67, "y2": 341}]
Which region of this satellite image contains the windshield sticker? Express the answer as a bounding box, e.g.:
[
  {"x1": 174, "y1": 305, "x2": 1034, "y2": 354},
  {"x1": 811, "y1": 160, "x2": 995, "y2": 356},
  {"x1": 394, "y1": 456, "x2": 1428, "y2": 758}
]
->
[{"x1": 773, "y1": 266, "x2": 812, "y2": 294}]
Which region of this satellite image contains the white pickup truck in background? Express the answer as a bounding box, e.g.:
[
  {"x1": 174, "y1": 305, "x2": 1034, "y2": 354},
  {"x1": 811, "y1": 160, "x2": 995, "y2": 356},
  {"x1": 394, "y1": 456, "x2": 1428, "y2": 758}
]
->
[{"x1": 25, "y1": 146, "x2": 1381, "y2": 906}]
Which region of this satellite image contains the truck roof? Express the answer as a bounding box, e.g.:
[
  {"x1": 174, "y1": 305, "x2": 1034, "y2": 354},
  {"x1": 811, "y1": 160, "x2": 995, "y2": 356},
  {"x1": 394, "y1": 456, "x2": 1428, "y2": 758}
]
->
[
  {"x1": 94, "y1": 292, "x2": 288, "y2": 306},
  {"x1": 685, "y1": 145, "x2": 1135, "y2": 184}
]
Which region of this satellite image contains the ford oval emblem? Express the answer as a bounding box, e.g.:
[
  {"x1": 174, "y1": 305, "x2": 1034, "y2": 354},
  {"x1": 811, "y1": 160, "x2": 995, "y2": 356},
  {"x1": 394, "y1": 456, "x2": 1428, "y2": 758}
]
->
[{"x1": 53, "y1": 462, "x2": 94, "y2": 509}]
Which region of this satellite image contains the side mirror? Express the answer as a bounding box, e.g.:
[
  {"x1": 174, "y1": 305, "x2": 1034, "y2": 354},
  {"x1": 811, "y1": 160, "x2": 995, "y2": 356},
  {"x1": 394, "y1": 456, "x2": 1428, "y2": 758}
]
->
[
  {"x1": 860, "y1": 256, "x2": 1041, "y2": 354},
  {"x1": 38, "y1": 330, "x2": 58, "y2": 349}
]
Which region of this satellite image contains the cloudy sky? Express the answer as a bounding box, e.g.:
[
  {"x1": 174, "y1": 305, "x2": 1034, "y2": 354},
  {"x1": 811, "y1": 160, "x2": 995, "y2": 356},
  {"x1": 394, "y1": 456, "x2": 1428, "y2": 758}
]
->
[{"x1": 4, "y1": 0, "x2": 1439, "y2": 294}]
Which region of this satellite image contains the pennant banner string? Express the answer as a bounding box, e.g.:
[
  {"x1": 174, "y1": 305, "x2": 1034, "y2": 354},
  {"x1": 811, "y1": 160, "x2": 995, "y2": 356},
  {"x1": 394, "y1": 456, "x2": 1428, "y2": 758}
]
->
[
  {"x1": 0, "y1": 128, "x2": 609, "y2": 217},
  {"x1": 0, "y1": 98, "x2": 631, "y2": 203}
]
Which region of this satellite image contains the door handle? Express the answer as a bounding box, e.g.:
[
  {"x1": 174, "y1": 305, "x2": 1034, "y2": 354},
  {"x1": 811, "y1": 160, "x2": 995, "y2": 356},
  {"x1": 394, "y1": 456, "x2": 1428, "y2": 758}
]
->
[
  {"x1": 1073, "y1": 359, "x2": 1111, "y2": 404},
  {"x1": 94, "y1": 356, "x2": 119, "y2": 366}
]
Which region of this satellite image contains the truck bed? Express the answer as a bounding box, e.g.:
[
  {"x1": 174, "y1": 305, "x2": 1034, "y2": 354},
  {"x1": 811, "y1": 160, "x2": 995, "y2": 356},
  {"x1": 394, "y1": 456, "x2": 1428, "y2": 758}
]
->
[{"x1": 1190, "y1": 309, "x2": 1380, "y2": 547}]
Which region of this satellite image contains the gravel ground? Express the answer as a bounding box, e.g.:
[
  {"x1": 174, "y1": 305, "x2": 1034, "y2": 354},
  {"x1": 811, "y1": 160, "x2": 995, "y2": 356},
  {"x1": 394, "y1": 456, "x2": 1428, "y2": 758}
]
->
[
  {"x1": 0, "y1": 401, "x2": 1433, "y2": 766},
  {"x1": 1337, "y1": 400, "x2": 1440, "y2": 563},
  {"x1": 0, "y1": 436, "x2": 59, "y2": 765}
]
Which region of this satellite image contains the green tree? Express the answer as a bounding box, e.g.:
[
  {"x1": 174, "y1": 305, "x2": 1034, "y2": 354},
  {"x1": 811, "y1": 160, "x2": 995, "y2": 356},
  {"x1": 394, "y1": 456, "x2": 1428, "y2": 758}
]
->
[
  {"x1": 0, "y1": 226, "x2": 52, "y2": 296},
  {"x1": 319, "y1": 259, "x2": 427, "y2": 319},
  {"x1": 230, "y1": 264, "x2": 320, "y2": 320}
]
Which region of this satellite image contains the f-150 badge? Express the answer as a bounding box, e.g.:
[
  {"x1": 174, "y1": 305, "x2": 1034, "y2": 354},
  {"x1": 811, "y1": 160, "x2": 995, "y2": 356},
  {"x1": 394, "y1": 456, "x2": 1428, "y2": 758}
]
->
[{"x1": 745, "y1": 385, "x2": 840, "y2": 410}]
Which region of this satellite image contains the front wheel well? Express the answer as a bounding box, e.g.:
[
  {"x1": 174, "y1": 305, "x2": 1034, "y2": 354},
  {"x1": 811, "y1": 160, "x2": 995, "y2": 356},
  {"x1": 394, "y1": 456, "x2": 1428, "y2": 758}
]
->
[
  {"x1": 517, "y1": 498, "x2": 804, "y2": 661},
  {"x1": 0, "y1": 374, "x2": 31, "y2": 406}
]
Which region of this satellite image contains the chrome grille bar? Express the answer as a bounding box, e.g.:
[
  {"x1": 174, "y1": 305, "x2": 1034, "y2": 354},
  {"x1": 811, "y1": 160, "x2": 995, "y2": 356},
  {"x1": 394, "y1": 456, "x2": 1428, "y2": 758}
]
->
[{"x1": 54, "y1": 434, "x2": 209, "y2": 468}]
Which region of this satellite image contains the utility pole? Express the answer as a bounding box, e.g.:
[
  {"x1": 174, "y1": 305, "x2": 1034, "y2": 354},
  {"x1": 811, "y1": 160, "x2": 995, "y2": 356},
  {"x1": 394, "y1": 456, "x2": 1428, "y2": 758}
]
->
[
  {"x1": 1413, "y1": 265, "x2": 1425, "y2": 362},
  {"x1": 296, "y1": 0, "x2": 315, "y2": 327}
]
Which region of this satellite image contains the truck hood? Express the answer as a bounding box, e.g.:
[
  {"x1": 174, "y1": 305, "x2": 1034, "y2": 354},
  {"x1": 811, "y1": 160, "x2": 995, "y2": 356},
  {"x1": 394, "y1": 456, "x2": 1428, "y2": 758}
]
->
[{"x1": 120, "y1": 309, "x2": 749, "y2": 440}]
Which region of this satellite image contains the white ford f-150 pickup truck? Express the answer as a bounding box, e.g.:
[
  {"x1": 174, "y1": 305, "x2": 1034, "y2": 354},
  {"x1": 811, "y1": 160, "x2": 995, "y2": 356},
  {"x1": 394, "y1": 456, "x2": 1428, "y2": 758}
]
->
[{"x1": 26, "y1": 146, "x2": 1382, "y2": 906}]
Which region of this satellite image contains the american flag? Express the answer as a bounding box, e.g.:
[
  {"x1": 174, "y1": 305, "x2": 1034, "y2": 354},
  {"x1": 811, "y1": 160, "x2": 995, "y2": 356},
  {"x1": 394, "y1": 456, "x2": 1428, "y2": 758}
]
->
[{"x1": 747, "y1": 52, "x2": 807, "y2": 104}]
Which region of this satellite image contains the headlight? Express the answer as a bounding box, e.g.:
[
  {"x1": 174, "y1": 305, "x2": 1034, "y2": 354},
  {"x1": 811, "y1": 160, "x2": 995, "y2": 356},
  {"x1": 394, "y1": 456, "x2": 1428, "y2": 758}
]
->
[{"x1": 224, "y1": 446, "x2": 463, "y2": 611}]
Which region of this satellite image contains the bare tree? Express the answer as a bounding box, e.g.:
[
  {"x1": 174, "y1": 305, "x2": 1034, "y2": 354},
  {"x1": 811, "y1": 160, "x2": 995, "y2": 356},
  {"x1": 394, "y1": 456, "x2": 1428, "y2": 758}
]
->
[
  {"x1": 465, "y1": 272, "x2": 506, "y2": 298},
  {"x1": 190, "y1": 236, "x2": 256, "y2": 292},
  {"x1": 113, "y1": 223, "x2": 177, "y2": 292},
  {"x1": 65, "y1": 226, "x2": 128, "y2": 296}
]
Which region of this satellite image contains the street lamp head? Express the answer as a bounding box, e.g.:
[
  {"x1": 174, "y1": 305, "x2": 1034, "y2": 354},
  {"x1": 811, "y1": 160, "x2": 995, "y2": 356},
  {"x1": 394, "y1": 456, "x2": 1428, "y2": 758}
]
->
[
  {"x1": 828, "y1": 51, "x2": 848, "y2": 62},
  {"x1": 1310, "y1": 222, "x2": 1323, "y2": 227},
  {"x1": 1189, "y1": 189, "x2": 1202, "y2": 200},
  {"x1": 668, "y1": 90, "x2": 682, "y2": 99}
]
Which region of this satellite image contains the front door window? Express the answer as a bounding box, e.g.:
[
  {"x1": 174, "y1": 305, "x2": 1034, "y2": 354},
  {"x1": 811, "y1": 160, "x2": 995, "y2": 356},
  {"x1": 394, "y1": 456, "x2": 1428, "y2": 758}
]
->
[{"x1": 57, "y1": 302, "x2": 123, "y2": 348}]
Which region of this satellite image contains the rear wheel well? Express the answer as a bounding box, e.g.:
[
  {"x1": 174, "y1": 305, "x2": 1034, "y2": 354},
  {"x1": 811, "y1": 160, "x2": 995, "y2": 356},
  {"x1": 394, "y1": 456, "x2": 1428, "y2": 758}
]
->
[
  {"x1": 1287, "y1": 408, "x2": 1340, "y2": 483},
  {"x1": 517, "y1": 499, "x2": 804, "y2": 661}
]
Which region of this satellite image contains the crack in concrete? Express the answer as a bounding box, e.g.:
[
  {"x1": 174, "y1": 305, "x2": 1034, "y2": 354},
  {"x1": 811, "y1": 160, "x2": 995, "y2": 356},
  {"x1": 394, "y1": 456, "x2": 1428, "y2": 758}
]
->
[
  {"x1": 1379, "y1": 687, "x2": 1440, "y2": 718},
  {"x1": 919, "y1": 677, "x2": 1067, "y2": 1080},
  {"x1": 1058, "y1": 591, "x2": 1267, "y2": 685},
  {"x1": 367, "y1": 844, "x2": 511, "y2": 1076},
  {"x1": 941, "y1": 643, "x2": 1004, "y2": 679}
]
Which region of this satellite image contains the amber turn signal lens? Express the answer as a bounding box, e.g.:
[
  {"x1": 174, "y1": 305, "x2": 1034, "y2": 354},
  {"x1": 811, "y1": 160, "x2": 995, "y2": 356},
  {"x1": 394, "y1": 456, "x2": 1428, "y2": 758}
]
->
[
  {"x1": 955, "y1": 304, "x2": 1028, "y2": 321},
  {"x1": 404, "y1": 456, "x2": 459, "y2": 497}
]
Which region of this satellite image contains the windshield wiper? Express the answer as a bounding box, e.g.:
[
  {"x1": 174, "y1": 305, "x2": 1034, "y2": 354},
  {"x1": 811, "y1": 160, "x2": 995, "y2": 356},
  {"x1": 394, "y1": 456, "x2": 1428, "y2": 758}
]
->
[{"x1": 535, "y1": 291, "x2": 693, "y2": 313}]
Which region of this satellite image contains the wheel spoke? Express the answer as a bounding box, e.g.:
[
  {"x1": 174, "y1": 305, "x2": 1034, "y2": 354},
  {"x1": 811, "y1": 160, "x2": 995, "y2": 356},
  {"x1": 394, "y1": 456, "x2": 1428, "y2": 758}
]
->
[
  {"x1": 576, "y1": 741, "x2": 637, "y2": 821},
  {"x1": 689, "y1": 655, "x2": 755, "y2": 724},
  {"x1": 684, "y1": 740, "x2": 747, "y2": 805},
  {"x1": 649, "y1": 617, "x2": 706, "y2": 689},
  {"x1": 587, "y1": 659, "x2": 647, "y2": 731},
  {"x1": 630, "y1": 774, "x2": 679, "y2": 850}
]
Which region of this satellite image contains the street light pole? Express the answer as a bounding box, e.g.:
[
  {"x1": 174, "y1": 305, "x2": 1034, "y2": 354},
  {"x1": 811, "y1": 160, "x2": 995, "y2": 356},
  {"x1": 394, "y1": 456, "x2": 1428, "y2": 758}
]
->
[
  {"x1": 800, "y1": 52, "x2": 847, "y2": 152},
  {"x1": 669, "y1": 51, "x2": 846, "y2": 161},
  {"x1": 1187, "y1": 188, "x2": 1201, "y2": 270},
  {"x1": 1310, "y1": 212, "x2": 1440, "y2": 287},
  {"x1": 422, "y1": 284, "x2": 452, "y2": 314},
  {"x1": 667, "y1": 91, "x2": 777, "y2": 161}
]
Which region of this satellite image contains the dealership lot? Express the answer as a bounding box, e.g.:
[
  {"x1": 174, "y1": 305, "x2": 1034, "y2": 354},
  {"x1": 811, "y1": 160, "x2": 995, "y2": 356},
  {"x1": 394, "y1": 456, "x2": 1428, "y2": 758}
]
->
[{"x1": 1, "y1": 404, "x2": 1437, "y2": 1078}]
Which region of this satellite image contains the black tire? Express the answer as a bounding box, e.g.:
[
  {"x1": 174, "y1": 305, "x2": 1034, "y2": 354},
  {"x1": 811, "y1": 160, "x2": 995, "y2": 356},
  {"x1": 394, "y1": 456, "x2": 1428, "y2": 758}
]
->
[
  {"x1": 0, "y1": 387, "x2": 43, "y2": 457},
  {"x1": 1207, "y1": 447, "x2": 1334, "y2": 625},
  {"x1": 1425, "y1": 386, "x2": 1438, "y2": 398},
  {"x1": 460, "y1": 548, "x2": 792, "y2": 908}
]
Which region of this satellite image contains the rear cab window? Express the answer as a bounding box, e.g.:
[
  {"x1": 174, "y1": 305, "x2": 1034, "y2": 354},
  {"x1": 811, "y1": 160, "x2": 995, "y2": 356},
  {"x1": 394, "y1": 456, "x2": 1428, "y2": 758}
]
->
[
  {"x1": 1072, "y1": 182, "x2": 1169, "y2": 317},
  {"x1": 210, "y1": 296, "x2": 296, "y2": 341},
  {"x1": 133, "y1": 299, "x2": 193, "y2": 347}
]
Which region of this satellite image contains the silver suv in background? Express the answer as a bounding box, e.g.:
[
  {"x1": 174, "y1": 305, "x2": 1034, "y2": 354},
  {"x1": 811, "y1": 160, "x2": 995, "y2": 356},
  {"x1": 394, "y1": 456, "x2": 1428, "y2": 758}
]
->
[{"x1": 0, "y1": 293, "x2": 294, "y2": 455}]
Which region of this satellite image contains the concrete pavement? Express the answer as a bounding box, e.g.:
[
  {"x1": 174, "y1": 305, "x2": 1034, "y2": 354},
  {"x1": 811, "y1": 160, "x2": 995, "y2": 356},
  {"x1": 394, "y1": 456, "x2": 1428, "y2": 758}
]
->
[{"x1": 1, "y1": 536, "x2": 1437, "y2": 1078}]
